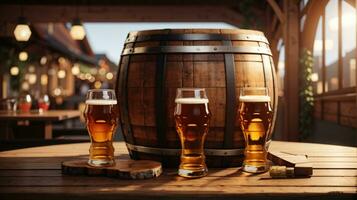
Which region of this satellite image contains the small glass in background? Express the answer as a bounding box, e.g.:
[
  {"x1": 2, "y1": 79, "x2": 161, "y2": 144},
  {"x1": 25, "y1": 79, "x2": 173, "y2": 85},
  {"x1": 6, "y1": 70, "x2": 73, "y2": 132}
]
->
[
  {"x1": 38, "y1": 94, "x2": 50, "y2": 112},
  {"x1": 6, "y1": 98, "x2": 17, "y2": 113},
  {"x1": 18, "y1": 94, "x2": 32, "y2": 113}
]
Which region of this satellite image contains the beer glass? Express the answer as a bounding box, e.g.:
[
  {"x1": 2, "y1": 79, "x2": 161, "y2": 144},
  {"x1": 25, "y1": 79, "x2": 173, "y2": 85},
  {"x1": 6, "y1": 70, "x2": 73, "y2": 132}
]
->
[
  {"x1": 238, "y1": 87, "x2": 273, "y2": 173},
  {"x1": 174, "y1": 88, "x2": 211, "y2": 178},
  {"x1": 84, "y1": 89, "x2": 118, "y2": 167},
  {"x1": 38, "y1": 94, "x2": 50, "y2": 112},
  {"x1": 18, "y1": 94, "x2": 32, "y2": 112}
]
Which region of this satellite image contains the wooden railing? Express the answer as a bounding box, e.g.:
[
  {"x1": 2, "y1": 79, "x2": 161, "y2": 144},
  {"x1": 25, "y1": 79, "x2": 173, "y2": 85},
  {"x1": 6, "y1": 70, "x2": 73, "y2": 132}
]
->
[{"x1": 314, "y1": 87, "x2": 356, "y2": 128}]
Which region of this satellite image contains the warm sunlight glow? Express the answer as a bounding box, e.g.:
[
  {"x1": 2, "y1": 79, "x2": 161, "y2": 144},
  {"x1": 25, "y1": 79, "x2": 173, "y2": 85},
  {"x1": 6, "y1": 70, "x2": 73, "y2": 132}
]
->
[
  {"x1": 314, "y1": 39, "x2": 333, "y2": 52},
  {"x1": 328, "y1": 13, "x2": 356, "y2": 31},
  {"x1": 311, "y1": 73, "x2": 319, "y2": 82}
]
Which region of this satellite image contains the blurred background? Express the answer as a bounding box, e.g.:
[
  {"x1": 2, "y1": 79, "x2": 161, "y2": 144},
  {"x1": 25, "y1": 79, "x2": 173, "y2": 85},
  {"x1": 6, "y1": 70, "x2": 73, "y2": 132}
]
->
[{"x1": 0, "y1": 0, "x2": 356, "y2": 149}]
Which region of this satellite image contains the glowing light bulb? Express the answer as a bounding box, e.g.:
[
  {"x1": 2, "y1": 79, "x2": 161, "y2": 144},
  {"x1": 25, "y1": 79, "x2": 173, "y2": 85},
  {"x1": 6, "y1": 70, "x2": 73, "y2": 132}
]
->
[
  {"x1": 106, "y1": 72, "x2": 114, "y2": 80},
  {"x1": 70, "y1": 19, "x2": 86, "y2": 40},
  {"x1": 14, "y1": 17, "x2": 32, "y2": 42},
  {"x1": 71, "y1": 63, "x2": 80, "y2": 75},
  {"x1": 57, "y1": 70, "x2": 66, "y2": 79},
  {"x1": 19, "y1": 51, "x2": 28, "y2": 61},
  {"x1": 10, "y1": 66, "x2": 19, "y2": 76}
]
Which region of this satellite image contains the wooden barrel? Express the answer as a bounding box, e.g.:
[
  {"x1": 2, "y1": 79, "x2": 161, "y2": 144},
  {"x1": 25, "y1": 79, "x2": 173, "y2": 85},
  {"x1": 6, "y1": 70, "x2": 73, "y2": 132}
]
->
[{"x1": 116, "y1": 29, "x2": 278, "y2": 167}]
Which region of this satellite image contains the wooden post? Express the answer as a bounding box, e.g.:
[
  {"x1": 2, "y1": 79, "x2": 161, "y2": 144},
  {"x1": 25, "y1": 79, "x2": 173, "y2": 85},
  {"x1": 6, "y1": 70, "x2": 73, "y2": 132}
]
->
[
  {"x1": 44, "y1": 122, "x2": 53, "y2": 140},
  {"x1": 283, "y1": 0, "x2": 300, "y2": 141},
  {"x1": 355, "y1": 0, "x2": 357, "y2": 143}
]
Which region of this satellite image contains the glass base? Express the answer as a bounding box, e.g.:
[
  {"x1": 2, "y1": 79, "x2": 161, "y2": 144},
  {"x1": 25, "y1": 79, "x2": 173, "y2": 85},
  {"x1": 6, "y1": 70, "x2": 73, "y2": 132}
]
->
[
  {"x1": 242, "y1": 162, "x2": 269, "y2": 173},
  {"x1": 87, "y1": 159, "x2": 115, "y2": 167},
  {"x1": 178, "y1": 167, "x2": 207, "y2": 178}
]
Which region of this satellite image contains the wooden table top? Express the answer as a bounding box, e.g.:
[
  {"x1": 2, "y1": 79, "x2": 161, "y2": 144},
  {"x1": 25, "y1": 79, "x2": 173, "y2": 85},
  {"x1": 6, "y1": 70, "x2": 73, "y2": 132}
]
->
[
  {"x1": 0, "y1": 141, "x2": 356, "y2": 199},
  {"x1": 0, "y1": 110, "x2": 81, "y2": 121}
]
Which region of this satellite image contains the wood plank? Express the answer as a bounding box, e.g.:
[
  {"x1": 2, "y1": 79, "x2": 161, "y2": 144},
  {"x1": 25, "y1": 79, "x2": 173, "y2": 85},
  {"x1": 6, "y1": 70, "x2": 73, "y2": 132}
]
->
[
  {"x1": 311, "y1": 163, "x2": 357, "y2": 169},
  {"x1": 0, "y1": 141, "x2": 356, "y2": 198},
  {"x1": 312, "y1": 169, "x2": 357, "y2": 177},
  {"x1": 1, "y1": 162, "x2": 354, "y2": 170},
  {"x1": 0, "y1": 110, "x2": 80, "y2": 121},
  {"x1": 0, "y1": 169, "x2": 356, "y2": 177},
  {"x1": 0, "y1": 186, "x2": 355, "y2": 199},
  {"x1": 0, "y1": 176, "x2": 355, "y2": 187},
  {"x1": 0, "y1": 170, "x2": 62, "y2": 177},
  {"x1": 308, "y1": 157, "x2": 357, "y2": 162},
  {"x1": 269, "y1": 141, "x2": 357, "y2": 152},
  {"x1": 0, "y1": 143, "x2": 128, "y2": 157},
  {"x1": 62, "y1": 159, "x2": 162, "y2": 179}
]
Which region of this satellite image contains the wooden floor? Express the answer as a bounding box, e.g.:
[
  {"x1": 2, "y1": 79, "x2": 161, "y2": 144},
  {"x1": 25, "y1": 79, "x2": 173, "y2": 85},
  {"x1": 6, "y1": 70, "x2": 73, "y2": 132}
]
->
[{"x1": 0, "y1": 141, "x2": 356, "y2": 200}]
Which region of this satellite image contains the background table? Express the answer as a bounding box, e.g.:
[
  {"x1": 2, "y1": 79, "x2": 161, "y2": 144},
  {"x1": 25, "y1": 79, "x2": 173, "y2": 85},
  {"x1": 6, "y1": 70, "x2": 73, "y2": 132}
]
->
[
  {"x1": 0, "y1": 141, "x2": 356, "y2": 199},
  {"x1": 0, "y1": 110, "x2": 81, "y2": 139}
]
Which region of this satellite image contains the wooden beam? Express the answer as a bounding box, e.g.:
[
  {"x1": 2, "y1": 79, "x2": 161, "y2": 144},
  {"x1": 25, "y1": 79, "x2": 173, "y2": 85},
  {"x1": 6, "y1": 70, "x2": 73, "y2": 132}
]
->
[
  {"x1": 300, "y1": 0, "x2": 313, "y2": 18},
  {"x1": 270, "y1": 14, "x2": 279, "y2": 35},
  {"x1": 272, "y1": 24, "x2": 283, "y2": 68},
  {"x1": 267, "y1": 0, "x2": 285, "y2": 24},
  {"x1": 338, "y1": 0, "x2": 343, "y2": 90},
  {"x1": 0, "y1": 5, "x2": 243, "y2": 25},
  {"x1": 283, "y1": 0, "x2": 300, "y2": 141},
  {"x1": 322, "y1": 11, "x2": 326, "y2": 94},
  {"x1": 300, "y1": 0, "x2": 329, "y2": 50}
]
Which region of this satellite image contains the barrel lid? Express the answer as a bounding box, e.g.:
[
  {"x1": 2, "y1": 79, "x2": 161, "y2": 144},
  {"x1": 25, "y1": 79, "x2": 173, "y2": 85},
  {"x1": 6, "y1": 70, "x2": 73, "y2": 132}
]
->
[{"x1": 128, "y1": 28, "x2": 265, "y2": 37}]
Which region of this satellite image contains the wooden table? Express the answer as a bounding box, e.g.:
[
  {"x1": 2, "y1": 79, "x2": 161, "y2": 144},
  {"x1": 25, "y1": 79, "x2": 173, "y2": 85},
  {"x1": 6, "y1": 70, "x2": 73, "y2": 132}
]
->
[
  {"x1": 0, "y1": 110, "x2": 81, "y2": 140},
  {"x1": 0, "y1": 141, "x2": 356, "y2": 200}
]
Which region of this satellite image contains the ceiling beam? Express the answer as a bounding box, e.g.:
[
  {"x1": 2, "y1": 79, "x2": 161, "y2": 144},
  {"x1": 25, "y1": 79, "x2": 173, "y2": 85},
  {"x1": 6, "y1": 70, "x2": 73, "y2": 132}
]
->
[
  {"x1": 267, "y1": 0, "x2": 285, "y2": 24},
  {"x1": 0, "y1": 5, "x2": 243, "y2": 25}
]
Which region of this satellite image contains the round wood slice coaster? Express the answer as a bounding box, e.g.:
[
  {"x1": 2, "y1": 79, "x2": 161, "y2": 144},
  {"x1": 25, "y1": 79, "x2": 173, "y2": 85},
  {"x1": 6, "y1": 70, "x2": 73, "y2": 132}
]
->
[{"x1": 62, "y1": 159, "x2": 162, "y2": 179}]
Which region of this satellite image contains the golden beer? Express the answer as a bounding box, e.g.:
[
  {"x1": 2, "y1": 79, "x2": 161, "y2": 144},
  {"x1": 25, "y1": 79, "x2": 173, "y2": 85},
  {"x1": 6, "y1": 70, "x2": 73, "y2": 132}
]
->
[
  {"x1": 84, "y1": 90, "x2": 118, "y2": 167},
  {"x1": 174, "y1": 89, "x2": 211, "y2": 178},
  {"x1": 239, "y1": 89, "x2": 273, "y2": 173}
]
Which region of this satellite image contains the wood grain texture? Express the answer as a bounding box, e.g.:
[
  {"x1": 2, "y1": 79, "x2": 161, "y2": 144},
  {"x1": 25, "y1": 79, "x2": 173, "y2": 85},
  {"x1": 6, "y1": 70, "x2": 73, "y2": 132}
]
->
[
  {"x1": 0, "y1": 141, "x2": 356, "y2": 199},
  {"x1": 62, "y1": 159, "x2": 162, "y2": 179}
]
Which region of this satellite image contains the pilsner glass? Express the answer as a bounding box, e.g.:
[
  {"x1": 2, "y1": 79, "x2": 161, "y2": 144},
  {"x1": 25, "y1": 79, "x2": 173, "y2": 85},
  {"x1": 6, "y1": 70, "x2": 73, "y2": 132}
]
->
[
  {"x1": 84, "y1": 89, "x2": 118, "y2": 167},
  {"x1": 238, "y1": 87, "x2": 273, "y2": 173},
  {"x1": 174, "y1": 88, "x2": 211, "y2": 178}
]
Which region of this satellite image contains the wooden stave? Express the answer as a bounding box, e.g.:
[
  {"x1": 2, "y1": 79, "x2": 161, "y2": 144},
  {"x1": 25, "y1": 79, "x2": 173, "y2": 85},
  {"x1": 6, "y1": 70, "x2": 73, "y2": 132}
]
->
[{"x1": 116, "y1": 29, "x2": 278, "y2": 167}]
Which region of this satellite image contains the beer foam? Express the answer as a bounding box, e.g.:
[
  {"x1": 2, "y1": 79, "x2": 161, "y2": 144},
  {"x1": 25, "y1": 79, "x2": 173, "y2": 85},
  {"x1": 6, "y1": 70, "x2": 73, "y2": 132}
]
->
[
  {"x1": 85, "y1": 99, "x2": 117, "y2": 105},
  {"x1": 175, "y1": 98, "x2": 209, "y2": 104},
  {"x1": 239, "y1": 95, "x2": 271, "y2": 102}
]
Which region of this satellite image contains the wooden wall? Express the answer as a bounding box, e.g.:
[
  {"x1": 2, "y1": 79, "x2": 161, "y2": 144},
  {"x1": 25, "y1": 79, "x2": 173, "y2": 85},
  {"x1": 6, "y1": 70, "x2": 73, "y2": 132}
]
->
[{"x1": 314, "y1": 91, "x2": 357, "y2": 128}]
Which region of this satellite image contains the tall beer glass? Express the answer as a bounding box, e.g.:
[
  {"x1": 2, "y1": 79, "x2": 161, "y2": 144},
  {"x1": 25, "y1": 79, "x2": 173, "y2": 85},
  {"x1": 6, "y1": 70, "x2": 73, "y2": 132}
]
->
[
  {"x1": 238, "y1": 87, "x2": 273, "y2": 173},
  {"x1": 84, "y1": 89, "x2": 118, "y2": 167},
  {"x1": 174, "y1": 88, "x2": 211, "y2": 178}
]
